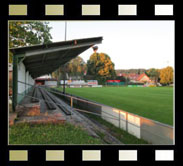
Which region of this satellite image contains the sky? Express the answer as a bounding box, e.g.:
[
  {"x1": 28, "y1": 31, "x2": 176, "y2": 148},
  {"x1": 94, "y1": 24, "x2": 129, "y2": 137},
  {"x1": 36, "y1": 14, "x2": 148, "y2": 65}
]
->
[{"x1": 48, "y1": 21, "x2": 174, "y2": 70}]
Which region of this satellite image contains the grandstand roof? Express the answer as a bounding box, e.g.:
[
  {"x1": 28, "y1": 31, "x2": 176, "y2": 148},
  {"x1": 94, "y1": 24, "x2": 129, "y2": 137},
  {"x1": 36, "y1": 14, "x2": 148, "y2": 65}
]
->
[{"x1": 10, "y1": 36, "x2": 103, "y2": 78}]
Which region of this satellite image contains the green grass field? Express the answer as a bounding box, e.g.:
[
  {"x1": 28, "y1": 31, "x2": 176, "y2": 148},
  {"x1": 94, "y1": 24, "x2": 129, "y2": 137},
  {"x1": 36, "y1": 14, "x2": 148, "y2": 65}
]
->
[{"x1": 57, "y1": 87, "x2": 173, "y2": 125}]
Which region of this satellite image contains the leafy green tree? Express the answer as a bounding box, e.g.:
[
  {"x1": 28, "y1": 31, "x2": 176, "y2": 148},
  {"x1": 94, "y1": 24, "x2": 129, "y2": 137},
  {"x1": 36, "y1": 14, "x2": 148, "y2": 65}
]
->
[
  {"x1": 65, "y1": 56, "x2": 87, "y2": 77},
  {"x1": 87, "y1": 52, "x2": 116, "y2": 84},
  {"x1": 115, "y1": 76, "x2": 129, "y2": 84},
  {"x1": 146, "y1": 68, "x2": 160, "y2": 84},
  {"x1": 52, "y1": 56, "x2": 87, "y2": 82},
  {"x1": 9, "y1": 21, "x2": 52, "y2": 63}
]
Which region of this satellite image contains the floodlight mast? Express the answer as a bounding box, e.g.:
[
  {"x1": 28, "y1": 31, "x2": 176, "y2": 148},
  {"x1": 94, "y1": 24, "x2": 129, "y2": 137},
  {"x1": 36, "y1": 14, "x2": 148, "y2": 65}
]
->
[
  {"x1": 63, "y1": 21, "x2": 67, "y2": 94},
  {"x1": 65, "y1": 21, "x2": 67, "y2": 41}
]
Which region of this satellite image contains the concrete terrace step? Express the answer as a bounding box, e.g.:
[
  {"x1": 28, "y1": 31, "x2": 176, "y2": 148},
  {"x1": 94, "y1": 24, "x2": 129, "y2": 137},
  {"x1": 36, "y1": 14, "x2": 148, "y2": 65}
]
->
[
  {"x1": 14, "y1": 88, "x2": 70, "y2": 125},
  {"x1": 15, "y1": 112, "x2": 66, "y2": 125},
  {"x1": 9, "y1": 113, "x2": 17, "y2": 126},
  {"x1": 16, "y1": 103, "x2": 41, "y2": 117}
]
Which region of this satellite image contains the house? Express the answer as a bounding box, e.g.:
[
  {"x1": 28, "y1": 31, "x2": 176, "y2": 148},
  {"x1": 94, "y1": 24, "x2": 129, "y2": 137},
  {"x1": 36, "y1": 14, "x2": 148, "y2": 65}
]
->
[
  {"x1": 117, "y1": 72, "x2": 152, "y2": 83},
  {"x1": 127, "y1": 73, "x2": 139, "y2": 81},
  {"x1": 118, "y1": 73, "x2": 139, "y2": 82},
  {"x1": 136, "y1": 73, "x2": 151, "y2": 83}
]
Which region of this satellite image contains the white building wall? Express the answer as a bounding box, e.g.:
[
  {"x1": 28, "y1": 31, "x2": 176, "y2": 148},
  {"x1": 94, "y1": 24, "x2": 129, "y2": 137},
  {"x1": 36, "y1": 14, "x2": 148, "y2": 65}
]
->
[
  {"x1": 18, "y1": 62, "x2": 26, "y2": 94},
  {"x1": 31, "y1": 76, "x2": 34, "y2": 85},
  {"x1": 18, "y1": 62, "x2": 35, "y2": 94},
  {"x1": 26, "y1": 71, "x2": 29, "y2": 91},
  {"x1": 28, "y1": 74, "x2": 34, "y2": 87},
  {"x1": 45, "y1": 80, "x2": 57, "y2": 87}
]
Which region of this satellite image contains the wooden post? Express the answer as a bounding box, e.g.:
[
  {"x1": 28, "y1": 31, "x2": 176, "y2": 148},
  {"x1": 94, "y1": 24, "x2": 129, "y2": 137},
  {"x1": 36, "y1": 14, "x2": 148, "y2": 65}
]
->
[
  {"x1": 126, "y1": 112, "x2": 128, "y2": 131},
  {"x1": 70, "y1": 97, "x2": 73, "y2": 118},
  {"x1": 25, "y1": 71, "x2": 26, "y2": 95},
  {"x1": 119, "y1": 110, "x2": 121, "y2": 128},
  {"x1": 63, "y1": 65, "x2": 66, "y2": 94}
]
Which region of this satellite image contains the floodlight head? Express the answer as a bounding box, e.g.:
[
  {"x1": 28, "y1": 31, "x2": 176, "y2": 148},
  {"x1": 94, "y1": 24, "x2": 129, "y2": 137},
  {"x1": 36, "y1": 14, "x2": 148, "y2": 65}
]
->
[{"x1": 92, "y1": 46, "x2": 98, "y2": 52}]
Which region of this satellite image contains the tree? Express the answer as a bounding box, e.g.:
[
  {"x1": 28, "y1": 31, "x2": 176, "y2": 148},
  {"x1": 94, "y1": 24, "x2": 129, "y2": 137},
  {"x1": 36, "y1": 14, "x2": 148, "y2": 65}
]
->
[
  {"x1": 9, "y1": 21, "x2": 52, "y2": 63},
  {"x1": 87, "y1": 52, "x2": 116, "y2": 84},
  {"x1": 159, "y1": 66, "x2": 173, "y2": 85},
  {"x1": 66, "y1": 56, "x2": 87, "y2": 77},
  {"x1": 146, "y1": 68, "x2": 160, "y2": 84},
  {"x1": 52, "y1": 56, "x2": 87, "y2": 81}
]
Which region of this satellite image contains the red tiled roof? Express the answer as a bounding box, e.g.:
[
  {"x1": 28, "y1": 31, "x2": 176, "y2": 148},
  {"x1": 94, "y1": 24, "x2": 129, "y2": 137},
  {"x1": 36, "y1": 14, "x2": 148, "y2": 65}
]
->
[
  {"x1": 117, "y1": 73, "x2": 139, "y2": 79},
  {"x1": 117, "y1": 73, "x2": 151, "y2": 82},
  {"x1": 136, "y1": 73, "x2": 149, "y2": 81}
]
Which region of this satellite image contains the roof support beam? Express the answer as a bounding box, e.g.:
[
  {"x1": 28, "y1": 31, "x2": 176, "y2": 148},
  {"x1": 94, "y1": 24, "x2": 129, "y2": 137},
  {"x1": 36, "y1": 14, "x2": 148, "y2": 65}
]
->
[
  {"x1": 25, "y1": 41, "x2": 96, "y2": 57},
  {"x1": 42, "y1": 54, "x2": 47, "y2": 63}
]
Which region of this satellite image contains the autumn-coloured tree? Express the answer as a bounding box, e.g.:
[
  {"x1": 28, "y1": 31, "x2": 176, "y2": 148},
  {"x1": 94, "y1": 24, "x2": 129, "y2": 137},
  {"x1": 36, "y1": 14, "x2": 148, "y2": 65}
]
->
[
  {"x1": 9, "y1": 21, "x2": 52, "y2": 63},
  {"x1": 159, "y1": 66, "x2": 173, "y2": 85},
  {"x1": 87, "y1": 52, "x2": 116, "y2": 83}
]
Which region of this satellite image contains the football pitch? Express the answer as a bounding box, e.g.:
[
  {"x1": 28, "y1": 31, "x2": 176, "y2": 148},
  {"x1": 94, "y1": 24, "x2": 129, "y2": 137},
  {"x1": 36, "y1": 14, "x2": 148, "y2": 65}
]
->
[{"x1": 57, "y1": 86, "x2": 173, "y2": 126}]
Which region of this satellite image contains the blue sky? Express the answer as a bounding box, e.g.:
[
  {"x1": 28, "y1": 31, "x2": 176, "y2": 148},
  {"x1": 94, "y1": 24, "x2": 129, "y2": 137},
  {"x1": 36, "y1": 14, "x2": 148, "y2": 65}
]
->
[{"x1": 48, "y1": 21, "x2": 174, "y2": 70}]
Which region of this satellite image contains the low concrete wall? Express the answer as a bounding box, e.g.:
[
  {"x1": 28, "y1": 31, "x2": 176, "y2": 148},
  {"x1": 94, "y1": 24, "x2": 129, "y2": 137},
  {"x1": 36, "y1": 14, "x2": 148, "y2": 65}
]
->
[
  {"x1": 51, "y1": 90, "x2": 173, "y2": 145},
  {"x1": 140, "y1": 118, "x2": 173, "y2": 144},
  {"x1": 101, "y1": 106, "x2": 141, "y2": 138},
  {"x1": 102, "y1": 105, "x2": 173, "y2": 144}
]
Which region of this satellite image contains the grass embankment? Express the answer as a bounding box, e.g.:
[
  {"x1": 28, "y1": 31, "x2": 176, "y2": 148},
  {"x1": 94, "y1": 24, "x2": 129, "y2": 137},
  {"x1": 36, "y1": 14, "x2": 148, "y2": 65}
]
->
[
  {"x1": 9, "y1": 123, "x2": 103, "y2": 145},
  {"x1": 56, "y1": 87, "x2": 173, "y2": 125},
  {"x1": 82, "y1": 112, "x2": 148, "y2": 144}
]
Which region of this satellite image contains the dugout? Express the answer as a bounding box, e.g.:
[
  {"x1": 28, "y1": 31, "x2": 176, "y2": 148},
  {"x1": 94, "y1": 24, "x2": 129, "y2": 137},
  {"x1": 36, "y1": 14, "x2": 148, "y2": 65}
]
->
[{"x1": 10, "y1": 37, "x2": 103, "y2": 111}]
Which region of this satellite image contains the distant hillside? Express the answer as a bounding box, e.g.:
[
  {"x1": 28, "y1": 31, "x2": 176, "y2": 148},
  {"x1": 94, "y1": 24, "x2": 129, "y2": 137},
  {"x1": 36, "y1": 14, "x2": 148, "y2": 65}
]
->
[{"x1": 116, "y1": 69, "x2": 147, "y2": 75}]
